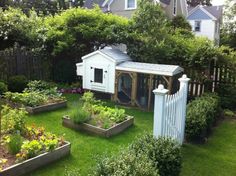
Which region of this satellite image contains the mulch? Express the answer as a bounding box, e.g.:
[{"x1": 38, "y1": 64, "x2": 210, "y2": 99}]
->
[{"x1": 0, "y1": 145, "x2": 16, "y2": 170}]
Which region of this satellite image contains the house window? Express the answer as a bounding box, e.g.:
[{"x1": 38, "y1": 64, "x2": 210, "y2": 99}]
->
[
  {"x1": 94, "y1": 68, "x2": 103, "y2": 83},
  {"x1": 126, "y1": 0, "x2": 136, "y2": 9},
  {"x1": 194, "y1": 21, "x2": 201, "y2": 32},
  {"x1": 173, "y1": 0, "x2": 177, "y2": 15}
]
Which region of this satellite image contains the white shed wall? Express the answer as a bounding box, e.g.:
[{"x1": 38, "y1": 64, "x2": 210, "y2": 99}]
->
[{"x1": 82, "y1": 53, "x2": 116, "y2": 94}]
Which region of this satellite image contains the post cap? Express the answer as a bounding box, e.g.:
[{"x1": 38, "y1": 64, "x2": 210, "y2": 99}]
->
[
  {"x1": 153, "y1": 84, "x2": 169, "y2": 95},
  {"x1": 178, "y1": 74, "x2": 190, "y2": 82}
]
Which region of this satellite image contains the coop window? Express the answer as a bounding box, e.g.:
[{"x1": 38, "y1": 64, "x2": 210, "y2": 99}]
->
[
  {"x1": 94, "y1": 68, "x2": 103, "y2": 83},
  {"x1": 194, "y1": 21, "x2": 201, "y2": 32}
]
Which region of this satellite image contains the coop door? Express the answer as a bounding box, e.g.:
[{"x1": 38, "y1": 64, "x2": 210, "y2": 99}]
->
[{"x1": 90, "y1": 65, "x2": 108, "y2": 92}]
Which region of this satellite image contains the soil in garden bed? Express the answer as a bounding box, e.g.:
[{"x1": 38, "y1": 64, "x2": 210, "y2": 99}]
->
[{"x1": 0, "y1": 145, "x2": 16, "y2": 170}]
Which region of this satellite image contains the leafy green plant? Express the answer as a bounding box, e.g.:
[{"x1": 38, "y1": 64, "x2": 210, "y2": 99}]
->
[
  {"x1": 72, "y1": 109, "x2": 89, "y2": 124},
  {"x1": 8, "y1": 75, "x2": 28, "y2": 92},
  {"x1": 0, "y1": 81, "x2": 7, "y2": 95},
  {"x1": 185, "y1": 93, "x2": 221, "y2": 141},
  {"x1": 130, "y1": 134, "x2": 182, "y2": 176},
  {"x1": 6, "y1": 134, "x2": 24, "y2": 155},
  {"x1": 1, "y1": 105, "x2": 27, "y2": 134},
  {"x1": 17, "y1": 140, "x2": 43, "y2": 161},
  {"x1": 4, "y1": 91, "x2": 48, "y2": 107},
  {"x1": 94, "y1": 149, "x2": 159, "y2": 176}
]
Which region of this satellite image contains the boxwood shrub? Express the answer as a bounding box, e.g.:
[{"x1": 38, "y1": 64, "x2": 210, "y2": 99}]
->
[
  {"x1": 94, "y1": 149, "x2": 159, "y2": 176},
  {"x1": 94, "y1": 134, "x2": 182, "y2": 176},
  {"x1": 185, "y1": 93, "x2": 221, "y2": 141},
  {"x1": 130, "y1": 134, "x2": 182, "y2": 176}
]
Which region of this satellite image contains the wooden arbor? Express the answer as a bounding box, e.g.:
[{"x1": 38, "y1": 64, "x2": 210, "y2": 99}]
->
[{"x1": 112, "y1": 69, "x2": 181, "y2": 110}]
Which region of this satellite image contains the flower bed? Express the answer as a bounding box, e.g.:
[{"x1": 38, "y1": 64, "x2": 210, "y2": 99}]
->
[
  {"x1": 62, "y1": 92, "x2": 134, "y2": 137},
  {"x1": 4, "y1": 80, "x2": 67, "y2": 114},
  {"x1": 0, "y1": 106, "x2": 71, "y2": 175}
]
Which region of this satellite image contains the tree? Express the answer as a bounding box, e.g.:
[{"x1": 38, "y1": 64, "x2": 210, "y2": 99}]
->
[
  {"x1": 170, "y1": 15, "x2": 192, "y2": 31},
  {"x1": 0, "y1": 0, "x2": 84, "y2": 15},
  {"x1": 187, "y1": 0, "x2": 212, "y2": 7},
  {"x1": 220, "y1": 0, "x2": 236, "y2": 49},
  {"x1": 127, "y1": 0, "x2": 171, "y2": 63}
]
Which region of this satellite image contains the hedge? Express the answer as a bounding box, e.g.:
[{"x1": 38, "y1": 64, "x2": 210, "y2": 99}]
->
[{"x1": 185, "y1": 93, "x2": 221, "y2": 141}]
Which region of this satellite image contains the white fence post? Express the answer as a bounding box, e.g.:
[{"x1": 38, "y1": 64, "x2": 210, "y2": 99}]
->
[
  {"x1": 153, "y1": 84, "x2": 169, "y2": 138},
  {"x1": 153, "y1": 74, "x2": 190, "y2": 145},
  {"x1": 178, "y1": 74, "x2": 190, "y2": 143}
]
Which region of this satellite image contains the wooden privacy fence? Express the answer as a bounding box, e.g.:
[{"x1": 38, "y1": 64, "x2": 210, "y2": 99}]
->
[
  {"x1": 153, "y1": 74, "x2": 190, "y2": 144},
  {"x1": 187, "y1": 60, "x2": 236, "y2": 98},
  {"x1": 0, "y1": 47, "x2": 49, "y2": 81}
]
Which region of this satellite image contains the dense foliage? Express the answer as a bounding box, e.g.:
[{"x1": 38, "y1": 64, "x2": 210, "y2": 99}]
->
[
  {"x1": 186, "y1": 0, "x2": 212, "y2": 6},
  {"x1": 94, "y1": 134, "x2": 181, "y2": 176},
  {"x1": 8, "y1": 75, "x2": 28, "y2": 92},
  {"x1": 220, "y1": 0, "x2": 236, "y2": 49},
  {"x1": 0, "y1": 81, "x2": 7, "y2": 95},
  {"x1": 185, "y1": 93, "x2": 221, "y2": 141}
]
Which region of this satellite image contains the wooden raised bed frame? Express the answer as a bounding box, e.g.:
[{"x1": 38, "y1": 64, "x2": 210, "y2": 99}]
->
[
  {"x1": 1, "y1": 142, "x2": 71, "y2": 176},
  {"x1": 25, "y1": 101, "x2": 67, "y2": 114},
  {"x1": 62, "y1": 116, "x2": 134, "y2": 138}
]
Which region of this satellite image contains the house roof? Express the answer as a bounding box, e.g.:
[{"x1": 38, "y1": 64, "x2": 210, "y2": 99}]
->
[
  {"x1": 160, "y1": 0, "x2": 171, "y2": 5},
  {"x1": 116, "y1": 61, "x2": 184, "y2": 76},
  {"x1": 82, "y1": 48, "x2": 131, "y2": 64},
  {"x1": 188, "y1": 5, "x2": 223, "y2": 20},
  {"x1": 83, "y1": 0, "x2": 109, "y2": 12},
  {"x1": 203, "y1": 6, "x2": 223, "y2": 20}
]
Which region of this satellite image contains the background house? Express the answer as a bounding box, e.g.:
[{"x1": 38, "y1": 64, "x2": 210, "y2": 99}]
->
[
  {"x1": 187, "y1": 5, "x2": 223, "y2": 45},
  {"x1": 84, "y1": 0, "x2": 188, "y2": 19}
]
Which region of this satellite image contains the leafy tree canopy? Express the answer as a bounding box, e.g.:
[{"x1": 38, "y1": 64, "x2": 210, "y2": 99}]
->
[
  {"x1": 220, "y1": 0, "x2": 236, "y2": 49},
  {"x1": 187, "y1": 0, "x2": 212, "y2": 7}
]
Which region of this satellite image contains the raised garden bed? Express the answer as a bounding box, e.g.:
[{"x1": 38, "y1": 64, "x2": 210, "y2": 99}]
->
[
  {"x1": 4, "y1": 80, "x2": 67, "y2": 114},
  {"x1": 25, "y1": 100, "x2": 67, "y2": 114},
  {"x1": 62, "y1": 116, "x2": 134, "y2": 137},
  {"x1": 1, "y1": 142, "x2": 71, "y2": 176}
]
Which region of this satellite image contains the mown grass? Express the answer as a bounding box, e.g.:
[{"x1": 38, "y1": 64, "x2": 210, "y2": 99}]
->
[
  {"x1": 25, "y1": 94, "x2": 154, "y2": 176},
  {"x1": 5, "y1": 94, "x2": 236, "y2": 176}
]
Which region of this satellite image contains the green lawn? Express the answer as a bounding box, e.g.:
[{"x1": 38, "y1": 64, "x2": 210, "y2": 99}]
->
[
  {"x1": 21, "y1": 94, "x2": 236, "y2": 176},
  {"x1": 26, "y1": 94, "x2": 154, "y2": 176}
]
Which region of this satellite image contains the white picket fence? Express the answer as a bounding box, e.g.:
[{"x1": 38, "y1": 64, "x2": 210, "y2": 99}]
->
[{"x1": 153, "y1": 74, "x2": 190, "y2": 144}]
